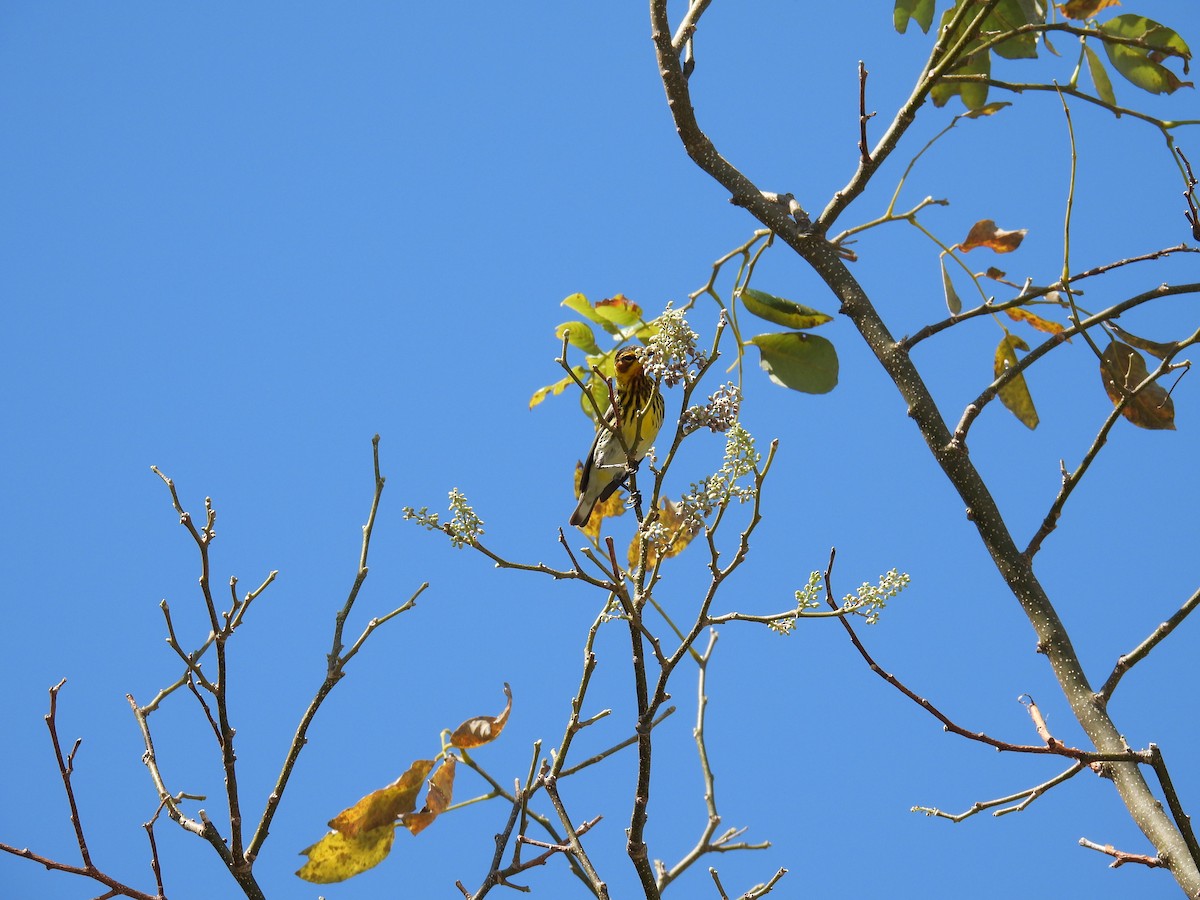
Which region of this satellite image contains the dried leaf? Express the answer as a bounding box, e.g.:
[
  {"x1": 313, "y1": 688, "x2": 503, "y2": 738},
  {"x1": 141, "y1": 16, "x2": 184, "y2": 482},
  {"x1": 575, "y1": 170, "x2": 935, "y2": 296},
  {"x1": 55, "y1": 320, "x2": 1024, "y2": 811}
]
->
[
  {"x1": 628, "y1": 497, "x2": 699, "y2": 568},
  {"x1": 450, "y1": 683, "x2": 513, "y2": 749},
  {"x1": 328, "y1": 761, "x2": 434, "y2": 838},
  {"x1": 1100, "y1": 341, "x2": 1176, "y2": 430},
  {"x1": 297, "y1": 824, "x2": 396, "y2": 884},
  {"x1": 995, "y1": 334, "x2": 1039, "y2": 429},
  {"x1": 1005, "y1": 307, "x2": 1069, "y2": 341},
  {"x1": 958, "y1": 219, "x2": 1028, "y2": 253},
  {"x1": 962, "y1": 101, "x2": 1012, "y2": 118},
  {"x1": 984, "y1": 267, "x2": 1008, "y2": 281},
  {"x1": 941, "y1": 258, "x2": 962, "y2": 314},
  {"x1": 402, "y1": 757, "x2": 456, "y2": 836},
  {"x1": 1058, "y1": 0, "x2": 1121, "y2": 20}
]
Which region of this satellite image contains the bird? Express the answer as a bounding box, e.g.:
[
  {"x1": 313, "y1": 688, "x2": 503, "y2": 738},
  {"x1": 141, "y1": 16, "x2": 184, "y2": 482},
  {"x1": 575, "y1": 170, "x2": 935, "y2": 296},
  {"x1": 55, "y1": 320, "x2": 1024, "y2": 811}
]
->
[{"x1": 570, "y1": 346, "x2": 665, "y2": 527}]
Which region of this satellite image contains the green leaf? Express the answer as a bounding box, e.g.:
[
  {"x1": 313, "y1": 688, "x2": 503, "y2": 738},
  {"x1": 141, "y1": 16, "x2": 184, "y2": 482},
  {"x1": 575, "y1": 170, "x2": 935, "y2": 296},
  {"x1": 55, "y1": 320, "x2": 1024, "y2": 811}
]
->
[
  {"x1": 994, "y1": 334, "x2": 1039, "y2": 429},
  {"x1": 749, "y1": 332, "x2": 838, "y2": 394},
  {"x1": 738, "y1": 288, "x2": 833, "y2": 329},
  {"x1": 554, "y1": 321, "x2": 601, "y2": 355},
  {"x1": 1084, "y1": 44, "x2": 1117, "y2": 106},
  {"x1": 894, "y1": 0, "x2": 935, "y2": 34},
  {"x1": 1101, "y1": 15, "x2": 1193, "y2": 95},
  {"x1": 933, "y1": 48, "x2": 992, "y2": 110},
  {"x1": 988, "y1": 0, "x2": 1041, "y2": 60},
  {"x1": 561, "y1": 292, "x2": 608, "y2": 325},
  {"x1": 940, "y1": 259, "x2": 962, "y2": 315},
  {"x1": 592, "y1": 295, "x2": 644, "y2": 327}
]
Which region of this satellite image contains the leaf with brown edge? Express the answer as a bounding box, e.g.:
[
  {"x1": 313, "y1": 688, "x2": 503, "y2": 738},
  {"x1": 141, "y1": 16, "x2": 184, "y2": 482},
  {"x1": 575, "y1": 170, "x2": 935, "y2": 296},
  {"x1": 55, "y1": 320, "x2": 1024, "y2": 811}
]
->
[
  {"x1": 958, "y1": 219, "x2": 1028, "y2": 253},
  {"x1": 1100, "y1": 341, "x2": 1176, "y2": 430},
  {"x1": 402, "y1": 757, "x2": 456, "y2": 836},
  {"x1": 995, "y1": 334, "x2": 1039, "y2": 429},
  {"x1": 629, "y1": 497, "x2": 699, "y2": 569},
  {"x1": 1005, "y1": 307, "x2": 1069, "y2": 341},
  {"x1": 1058, "y1": 0, "x2": 1120, "y2": 20},
  {"x1": 1110, "y1": 325, "x2": 1180, "y2": 361},
  {"x1": 297, "y1": 824, "x2": 396, "y2": 884},
  {"x1": 451, "y1": 683, "x2": 513, "y2": 749},
  {"x1": 328, "y1": 760, "x2": 434, "y2": 838},
  {"x1": 594, "y1": 294, "x2": 644, "y2": 327}
]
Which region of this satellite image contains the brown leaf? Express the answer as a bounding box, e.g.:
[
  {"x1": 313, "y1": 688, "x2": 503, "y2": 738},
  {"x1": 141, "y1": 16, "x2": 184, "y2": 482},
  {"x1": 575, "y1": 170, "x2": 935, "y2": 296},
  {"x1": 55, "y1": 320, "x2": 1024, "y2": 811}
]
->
[
  {"x1": 328, "y1": 760, "x2": 435, "y2": 838},
  {"x1": 983, "y1": 266, "x2": 1008, "y2": 281},
  {"x1": 995, "y1": 334, "x2": 1039, "y2": 429},
  {"x1": 1058, "y1": 0, "x2": 1121, "y2": 21},
  {"x1": 450, "y1": 683, "x2": 513, "y2": 749},
  {"x1": 628, "y1": 497, "x2": 700, "y2": 569},
  {"x1": 1100, "y1": 341, "x2": 1176, "y2": 430},
  {"x1": 1005, "y1": 307, "x2": 1069, "y2": 341},
  {"x1": 402, "y1": 757, "x2": 456, "y2": 836},
  {"x1": 958, "y1": 219, "x2": 1028, "y2": 253}
]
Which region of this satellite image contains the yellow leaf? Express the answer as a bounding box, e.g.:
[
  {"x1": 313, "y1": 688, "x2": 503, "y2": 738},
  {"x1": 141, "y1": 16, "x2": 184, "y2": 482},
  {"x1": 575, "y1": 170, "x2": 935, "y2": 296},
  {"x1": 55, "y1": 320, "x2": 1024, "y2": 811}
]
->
[
  {"x1": 328, "y1": 760, "x2": 434, "y2": 838},
  {"x1": 297, "y1": 825, "x2": 396, "y2": 884},
  {"x1": 594, "y1": 294, "x2": 644, "y2": 326},
  {"x1": 450, "y1": 683, "x2": 513, "y2": 749},
  {"x1": 958, "y1": 219, "x2": 1028, "y2": 253},
  {"x1": 1100, "y1": 341, "x2": 1176, "y2": 430},
  {"x1": 994, "y1": 334, "x2": 1039, "y2": 429}
]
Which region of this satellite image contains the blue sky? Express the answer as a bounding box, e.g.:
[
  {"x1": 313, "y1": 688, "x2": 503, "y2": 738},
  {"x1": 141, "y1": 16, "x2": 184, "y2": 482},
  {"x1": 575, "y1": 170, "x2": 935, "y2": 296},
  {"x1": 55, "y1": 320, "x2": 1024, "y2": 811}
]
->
[{"x1": 3, "y1": 2, "x2": 1198, "y2": 898}]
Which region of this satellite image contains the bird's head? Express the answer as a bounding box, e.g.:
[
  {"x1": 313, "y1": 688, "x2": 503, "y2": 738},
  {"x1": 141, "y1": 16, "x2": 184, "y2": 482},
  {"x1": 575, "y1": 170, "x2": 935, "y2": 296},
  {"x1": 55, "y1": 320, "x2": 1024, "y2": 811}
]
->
[{"x1": 613, "y1": 346, "x2": 646, "y2": 386}]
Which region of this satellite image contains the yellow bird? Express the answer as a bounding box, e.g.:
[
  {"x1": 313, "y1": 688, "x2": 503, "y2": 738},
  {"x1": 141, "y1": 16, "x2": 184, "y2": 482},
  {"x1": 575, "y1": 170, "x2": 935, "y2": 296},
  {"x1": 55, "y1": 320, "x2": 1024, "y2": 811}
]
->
[{"x1": 570, "y1": 347, "x2": 665, "y2": 527}]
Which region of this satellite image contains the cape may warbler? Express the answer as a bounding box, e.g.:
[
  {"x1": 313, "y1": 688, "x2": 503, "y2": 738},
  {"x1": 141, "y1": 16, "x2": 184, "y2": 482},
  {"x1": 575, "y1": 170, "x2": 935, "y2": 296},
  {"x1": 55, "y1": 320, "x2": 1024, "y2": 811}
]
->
[{"x1": 570, "y1": 346, "x2": 665, "y2": 527}]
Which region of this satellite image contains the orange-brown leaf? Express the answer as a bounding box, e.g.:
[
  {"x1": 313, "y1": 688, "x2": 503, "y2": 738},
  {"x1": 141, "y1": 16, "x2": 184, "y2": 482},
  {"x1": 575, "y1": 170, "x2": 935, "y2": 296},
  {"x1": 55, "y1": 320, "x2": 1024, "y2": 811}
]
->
[
  {"x1": 402, "y1": 757, "x2": 456, "y2": 836},
  {"x1": 1100, "y1": 341, "x2": 1176, "y2": 430},
  {"x1": 328, "y1": 760, "x2": 434, "y2": 838},
  {"x1": 628, "y1": 498, "x2": 699, "y2": 568},
  {"x1": 958, "y1": 219, "x2": 1028, "y2": 253},
  {"x1": 983, "y1": 266, "x2": 1008, "y2": 281},
  {"x1": 450, "y1": 683, "x2": 513, "y2": 749},
  {"x1": 1005, "y1": 306, "x2": 1069, "y2": 341},
  {"x1": 1058, "y1": 0, "x2": 1121, "y2": 20}
]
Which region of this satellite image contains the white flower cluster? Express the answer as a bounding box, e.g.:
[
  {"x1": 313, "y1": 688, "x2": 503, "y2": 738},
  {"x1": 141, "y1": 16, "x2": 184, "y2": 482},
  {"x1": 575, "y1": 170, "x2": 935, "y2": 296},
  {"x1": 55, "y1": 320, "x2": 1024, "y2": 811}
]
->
[
  {"x1": 642, "y1": 305, "x2": 707, "y2": 388},
  {"x1": 682, "y1": 382, "x2": 742, "y2": 435},
  {"x1": 679, "y1": 423, "x2": 760, "y2": 526},
  {"x1": 842, "y1": 568, "x2": 911, "y2": 625},
  {"x1": 402, "y1": 488, "x2": 484, "y2": 550}
]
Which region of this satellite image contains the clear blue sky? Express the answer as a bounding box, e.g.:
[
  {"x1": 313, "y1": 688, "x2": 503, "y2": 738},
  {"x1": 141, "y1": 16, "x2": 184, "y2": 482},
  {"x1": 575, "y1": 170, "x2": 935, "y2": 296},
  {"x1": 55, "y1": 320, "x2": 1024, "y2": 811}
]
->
[{"x1": 3, "y1": 3, "x2": 1198, "y2": 898}]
